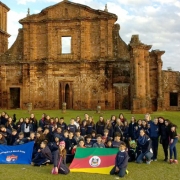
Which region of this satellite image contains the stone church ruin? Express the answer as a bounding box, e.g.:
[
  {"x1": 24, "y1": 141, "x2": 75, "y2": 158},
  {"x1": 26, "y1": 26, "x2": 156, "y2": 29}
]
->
[{"x1": 0, "y1": 0, "x2": 180, "y2": 113}]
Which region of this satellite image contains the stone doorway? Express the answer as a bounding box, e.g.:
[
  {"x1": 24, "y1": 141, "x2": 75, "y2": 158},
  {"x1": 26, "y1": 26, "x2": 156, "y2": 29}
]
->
[
  {"x1": 59, "y1": 82, "x2": 73, "y2": 109},
  {"x1": 113, "y1": 83, "x2": 130, "y2": 109},
  {"x1": 10, "y1": 88, "x2": 20, "y2": 109}
]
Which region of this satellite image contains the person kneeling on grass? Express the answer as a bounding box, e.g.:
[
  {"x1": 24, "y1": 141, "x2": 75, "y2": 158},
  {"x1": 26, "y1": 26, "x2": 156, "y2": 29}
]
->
[
  {"x1": 53, "y1": 141, "x2": 70, "y2": 175},
  {"x1": 31, "y1": 140, "x2": 52, "y2": 166},
  {"x1": 136, "y1": 129, "x2": 153, "y2": 164},
  {"x1": 110, "y1": 142, "x2": 129, "y2": 178}
]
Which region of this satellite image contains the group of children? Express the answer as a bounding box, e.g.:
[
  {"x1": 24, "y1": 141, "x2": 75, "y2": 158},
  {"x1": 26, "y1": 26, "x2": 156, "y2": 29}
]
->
[{"x1": 0, "y1": 112, "x2": 179, "y2": 178}]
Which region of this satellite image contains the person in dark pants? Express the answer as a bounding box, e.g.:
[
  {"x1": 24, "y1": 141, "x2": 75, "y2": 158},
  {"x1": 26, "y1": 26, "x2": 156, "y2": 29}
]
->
[
  {"x1": 31, "y1": 140, "x2": 52, "y2": 166},
  {"x1": 149, "y1": 118, "x2": 159, "y2": 161},
  {"x1": 136, "y1": 129, "x2": 153, "y2": 164},
  {"x1": 169, "y1": 124, "x2": 178, "y2": 164},
  {"x1": 110, "y1": 142, "x2": 129, "y2": 178},
  {"x1": 158, "y1": 117, "x2": 170, "y2": 161},
  {"x1": 65, "y1": 131, "x2": 77, "y2": 163},
  {"x1": 128, "y1": 116, "x2": 137, "y2": 140}
]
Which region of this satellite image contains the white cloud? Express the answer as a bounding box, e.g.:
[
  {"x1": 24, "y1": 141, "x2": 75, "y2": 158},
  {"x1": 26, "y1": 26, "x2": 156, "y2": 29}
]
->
[
  {"x1": 5, "y1": 0, "x2": 180, "y2": 71},
  {"x1": 7, "y1": 10, "x2": 26, "y2": 47},
  {"x1": 16, "y1": 0, "x2": 37, "y2": 5}
]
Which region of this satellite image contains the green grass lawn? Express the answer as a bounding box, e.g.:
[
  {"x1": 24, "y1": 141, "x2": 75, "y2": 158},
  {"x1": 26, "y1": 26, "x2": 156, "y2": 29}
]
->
[{"x1": 0, "y1": 110, "x2": 180, "y2": 180}]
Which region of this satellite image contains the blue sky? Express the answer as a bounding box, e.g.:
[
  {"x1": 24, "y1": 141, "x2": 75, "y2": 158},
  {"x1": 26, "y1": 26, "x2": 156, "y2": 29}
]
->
[{"x1": 2, "y1": 0, "x2": 180, "y2": 71}]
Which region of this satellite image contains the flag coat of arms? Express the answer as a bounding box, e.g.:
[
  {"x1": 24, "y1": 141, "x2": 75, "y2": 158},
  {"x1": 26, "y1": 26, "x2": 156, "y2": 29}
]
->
[{"x1": 69, "y1": 148, "x2": 118, "y2": 174}]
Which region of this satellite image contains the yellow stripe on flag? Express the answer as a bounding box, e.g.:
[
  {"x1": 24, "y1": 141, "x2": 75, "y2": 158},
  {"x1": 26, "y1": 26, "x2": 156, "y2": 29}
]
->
[{"x1": 70, "y1": 165, "x2": 114, "y2": 175}]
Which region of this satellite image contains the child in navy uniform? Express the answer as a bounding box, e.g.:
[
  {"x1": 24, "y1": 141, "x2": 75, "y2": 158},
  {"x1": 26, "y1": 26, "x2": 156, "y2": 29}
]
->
[
  {"x1": 31, "y1": 140, "x2": 52, "y2": 166},
  {"x1": 110, "y1": 142, "x2": 129, "y2": 178}
]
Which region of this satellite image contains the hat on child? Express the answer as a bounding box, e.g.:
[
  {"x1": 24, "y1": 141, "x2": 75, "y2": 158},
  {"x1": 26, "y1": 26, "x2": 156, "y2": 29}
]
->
[{"x1": 59, "y1": 141, "x2": 66, "y2": 147}]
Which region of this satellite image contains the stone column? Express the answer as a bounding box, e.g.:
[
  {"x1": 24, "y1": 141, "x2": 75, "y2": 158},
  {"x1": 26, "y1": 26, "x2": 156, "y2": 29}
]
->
[
  {"x1": 154, "y1": 50, "x2": 165, "y2": 110},
  {"x1": 134, "y1": 54, "x2": 138, "y2": 98}
]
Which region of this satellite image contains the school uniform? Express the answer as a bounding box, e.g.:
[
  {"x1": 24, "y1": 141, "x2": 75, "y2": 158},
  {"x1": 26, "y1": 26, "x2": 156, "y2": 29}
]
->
[
  {"x1": 96, "y1": 122, "x2": 105, "y2": 136},
  {"x1": 85, "y1": 141, "x2": 93, "y2": 148},
  {"x1": 32, "y1": 146, "x2": 52, "y2": 166},
  {"x1": 149, "y1": 123, "x2": 159, "y2": 160},
  {"x1": 74, "y1": 135, "x2": 84, "y2": 144},
  {"x1": 86, "y1": 123, "x2": 95, "y2": 134},
  {"x1": 128, "y1": 122, "x2": 137, "y2": 140},
  {"x1": 91, "y1": 137, "x2": 97, "y2": 144},
  {"x1": 112, "y1": 141, "x2": 122, "y2": 148},
  {"x1": 65, "y1": 138, "x2": 77, "y2": 163},
  {"x1": 53, "y1": 150, "x2": 70, "y2": 174},
  {"x1": 21, "y1": 123, "x2": 33, "y2": 137},
  {"x1": 39, "y1": 118, "x2": 45, "y2": 130},
  {"x1": 0, "y1": 138, "x2": 7, "y2": 145},
  {"x1": 80, "y1": 126, "x2": 87, "y2": 136},
  {"x1": 48, "y1": 142, "x2": 59, "y2": 162},
  {"x1": 68, "y1": 124, "x2": 77, "y2": 134},
  {"x1": 136, "y1": 135, "x2": 153, "y2": 163},
  {"x1": 13, "y1": 138, "x2": 28, "y2": 145},
  {"x1": 93, "y1": 142, "x2": 105, "y2": 148},
  {"x1": 53, "y1": 132, "x2": 63, "y2": 141},
  {"x1": 114, "y1": 125, "x2": 124, "y2": 137},
  {"x1": 110, "y1": 150, "x2": 128, "y2": 177},
  {"x1": 57, "y1": 122, "x2": 67, "y2": 133}
]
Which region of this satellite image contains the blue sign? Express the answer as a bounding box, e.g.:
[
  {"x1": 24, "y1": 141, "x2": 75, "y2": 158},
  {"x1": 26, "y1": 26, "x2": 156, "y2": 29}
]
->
[{"x1": 0, "y1": 141, "x2": 34, "y2": 164}]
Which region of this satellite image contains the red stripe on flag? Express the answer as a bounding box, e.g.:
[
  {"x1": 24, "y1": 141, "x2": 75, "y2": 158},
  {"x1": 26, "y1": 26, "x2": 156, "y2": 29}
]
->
[{"x1": 70, "y1": 154, "x2": 116, "y2": 169}]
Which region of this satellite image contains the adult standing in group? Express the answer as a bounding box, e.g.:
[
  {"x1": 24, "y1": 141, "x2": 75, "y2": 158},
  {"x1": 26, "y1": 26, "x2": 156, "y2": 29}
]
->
[{"x1": 158, "y1": 117, "x2": 171, "y2": 161}]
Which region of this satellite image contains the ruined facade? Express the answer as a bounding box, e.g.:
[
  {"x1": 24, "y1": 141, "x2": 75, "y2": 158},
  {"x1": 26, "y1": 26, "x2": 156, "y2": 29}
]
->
[
  {"x1": 0, "y1": 0, "x2": 180, "y2": 113},
  {"x1": 0, "y1": 1, "x2": 10, "y2": 55}
]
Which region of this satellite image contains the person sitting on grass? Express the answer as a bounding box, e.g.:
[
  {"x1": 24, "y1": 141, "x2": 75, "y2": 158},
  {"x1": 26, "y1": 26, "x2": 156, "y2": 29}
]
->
[
  {"x1": 0, "y1": 125, "x2": 12, "y2": 144},
  {"x1": 110, "y1": 142, "x2": 129, "y2": 178},
  {"x1": 31, "y1": 140, "x2": 52, "y2": 166},
  {"x1": 13, "y1": 132, "x2": 28, "y2": 145},
  {"x1": 9, "y1": 129, "x2": 18, "y2": 145},
  {"x1": 0, "y1": 132, "x2": 7, "y2": 145},
  {"x1": 136, "y1": 129, "x2": 153, "y2": 164},
  {"x1": 93, "y1": 134, "x2": 105, "y2": 148},
  {"x1": 53, "y1": 141, "x2": 70, "y2": 175}
]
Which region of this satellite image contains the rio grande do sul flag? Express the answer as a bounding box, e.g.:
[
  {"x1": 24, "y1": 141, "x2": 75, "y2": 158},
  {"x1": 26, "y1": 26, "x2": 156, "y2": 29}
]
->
[{"x1": 69, "y1": 148, "x2": 118, "y2": 174}]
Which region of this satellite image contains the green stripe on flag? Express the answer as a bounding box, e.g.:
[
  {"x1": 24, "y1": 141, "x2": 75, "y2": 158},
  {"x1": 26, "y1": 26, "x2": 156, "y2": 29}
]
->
[{"x1": 75, "y1": 148, "x2": 118, "y2": 158}]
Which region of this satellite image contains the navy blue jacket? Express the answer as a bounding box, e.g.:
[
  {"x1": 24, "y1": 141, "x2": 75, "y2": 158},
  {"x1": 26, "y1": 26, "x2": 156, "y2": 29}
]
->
[
  {"x1": 86, "y1": 123, "x2": 95, "y2": 134},
  {"x1": 96, "y1": 122, "x2": 105, "y2": 136},
  {"x1": 80, "y1": 126, "x2": 87, "y2": 136},
  {"x1": 68, "y1": 124, "x2": 77, "y2": 134},
  {"x1": 149, "y1": 123, "x2": 159, "y2": 138},
  {"x1": 57, "y1": 122, "x2": 67, "y2": 133},
  {"x1": 13, "y1": 138, "x2": 28, "y2": 145},
  {"x1": 128, "y1": 122, "x2": 137, "y2": 140},
  {"x1": 137, "y1": 135, "x2": 152, "y2": 153},
  {"x1": 53, "y1": 132, "x2": 63, "y2": 141},
  {"x1": 115, "y1": 150, "x2": 128, "y2": 169}
]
